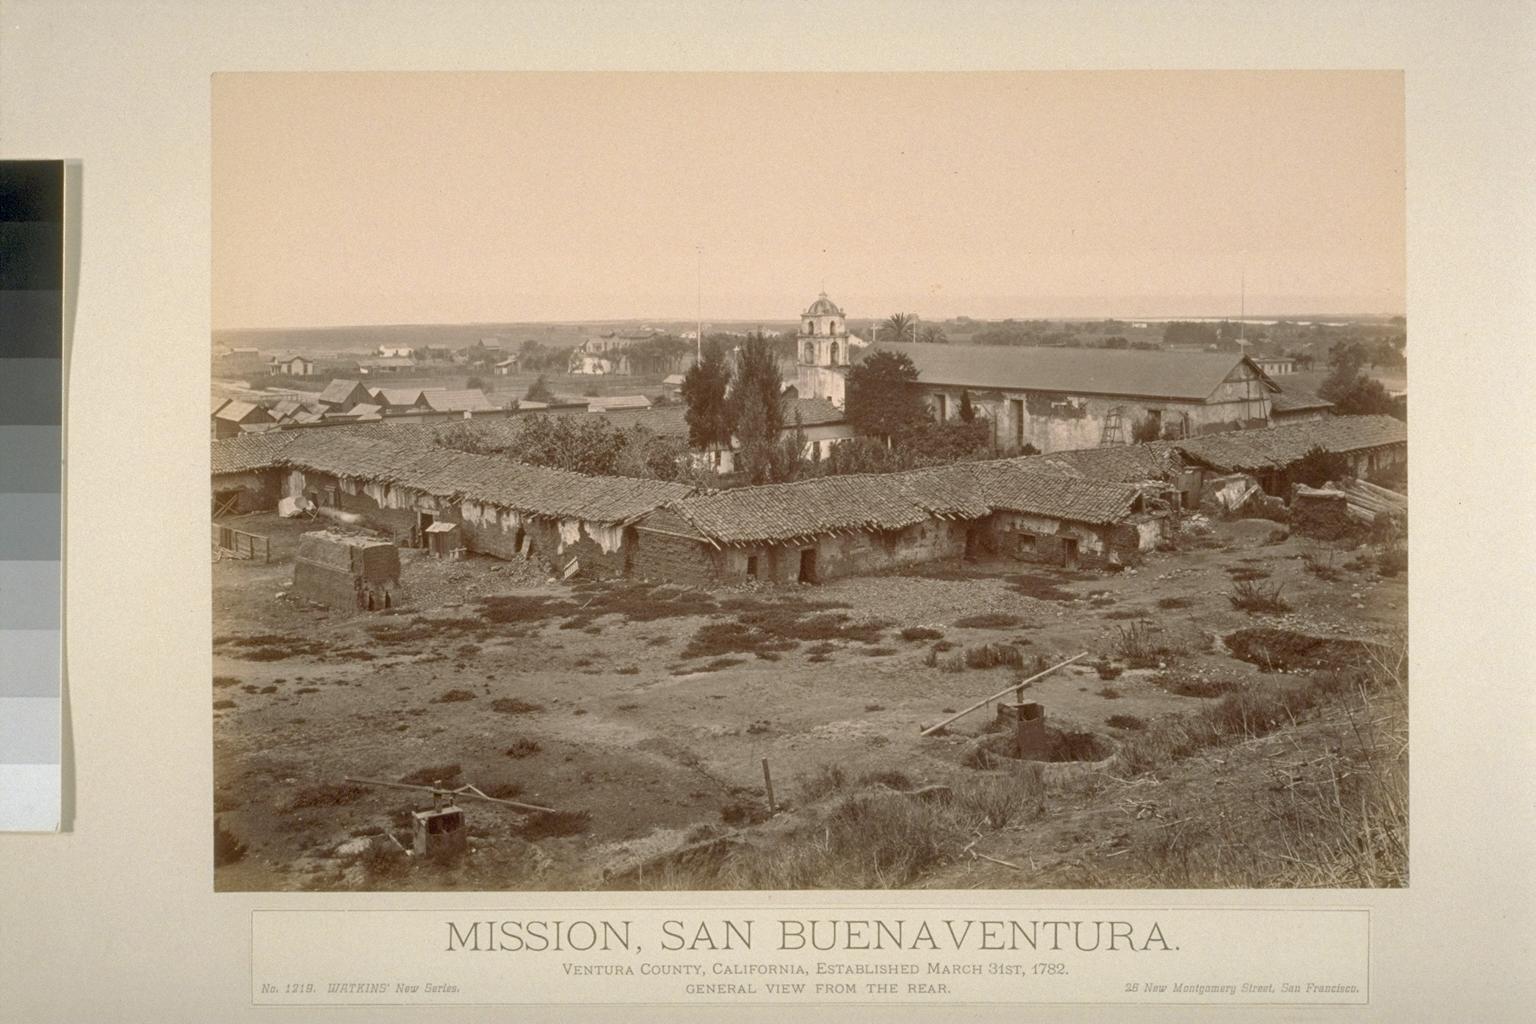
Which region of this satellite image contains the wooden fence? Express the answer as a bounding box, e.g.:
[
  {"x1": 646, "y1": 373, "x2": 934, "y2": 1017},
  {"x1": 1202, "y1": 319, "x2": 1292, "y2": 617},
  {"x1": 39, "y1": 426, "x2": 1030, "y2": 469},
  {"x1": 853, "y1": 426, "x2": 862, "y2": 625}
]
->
[{"x1": 212, "y1": 522, "x2": 270, "y2": 562}]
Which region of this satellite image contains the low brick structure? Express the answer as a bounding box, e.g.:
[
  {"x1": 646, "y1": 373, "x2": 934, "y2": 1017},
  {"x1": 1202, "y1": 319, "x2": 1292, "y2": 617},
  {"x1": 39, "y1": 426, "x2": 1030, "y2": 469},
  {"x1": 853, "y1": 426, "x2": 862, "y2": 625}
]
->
[{"x1": 292, "y1": 531, "x2": 402, "y2": 611}]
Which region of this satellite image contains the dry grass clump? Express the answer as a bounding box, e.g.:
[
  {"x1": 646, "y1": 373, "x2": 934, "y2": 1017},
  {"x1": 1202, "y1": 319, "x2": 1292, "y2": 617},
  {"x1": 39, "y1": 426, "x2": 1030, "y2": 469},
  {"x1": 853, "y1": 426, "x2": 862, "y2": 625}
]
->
[
  {"x1": 953, "y1": 612, "x2": 1025, "y2": 629},
  {"x1": 796, "y1": 762, "x2": 848, "y2": 803},
  {"x1": 1156, "y1": 596, "x2": 1194, "y2": 610},
  {"x1": 1229, "y1": 580, "x2": 1292, "y2": 614},
  {"x1": 1112, "y1": 620, "x2": 1187, "y2": 668},
  {"x1": 624, "y1": 769, "x2": 1046, "y2": 890},
  {"x1": 900, "y1": 626, "x2": 945, "y2": 642},
  {"x1": 432, "y1": 689, "x2": 476, "y2": 703},
  {"x1": 1105, "y1": 713, "x2": 1147, "y2": 731},
  {"x1": 503, "y1": 738, "x2": 542, "y2": 759},
  {"x1": 924, "y1": 641, "x2": 1027, "y2": 673},
  {"x1": 490, "y1": 697, "x2": 543, "y2": 715}
]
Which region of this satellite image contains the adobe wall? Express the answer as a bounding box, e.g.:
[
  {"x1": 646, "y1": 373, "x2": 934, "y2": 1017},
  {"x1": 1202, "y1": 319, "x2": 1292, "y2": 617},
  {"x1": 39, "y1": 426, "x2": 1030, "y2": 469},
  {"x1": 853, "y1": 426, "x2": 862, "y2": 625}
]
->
[
  {"x1": 923, "y1": 387, "x2": 1255, "y2": 454},
  {"x1": 279, "y1": 471, "x2": 632, "y2": 578},
  {"x1": 630, "y1": 526, "x2": 722, "y2": 586},
  {"x1": 982, "y1": 510, "x2": 1144, "y2": 568},
  {"x1": 706, "y1": 518, "x2": 970, "y2": 586}
]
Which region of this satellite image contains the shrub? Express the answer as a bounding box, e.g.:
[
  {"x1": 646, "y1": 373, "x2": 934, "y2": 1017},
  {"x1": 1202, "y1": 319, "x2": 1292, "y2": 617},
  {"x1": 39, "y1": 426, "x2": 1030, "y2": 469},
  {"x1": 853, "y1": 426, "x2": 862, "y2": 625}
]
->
[
  {"x1": 858, "y1": 769, "x2": 914, "y2": 790},
  {"x1": 504, "y1": 738, "x2": 542, "y2": 759},
  {"x1": 491, "y1": 698, "x2": 544, "y2": 715},
  {"x1": 480, "y1": 781, "x2": 524, "y2": 800},
  {"x1": 798, "y1": 763, "x2": 848, "y2": 803},
  {"x1": 1113, "y1": 621, "x2": 1185, "y2": 668},
  {"x1": 519, "y1": 809, "x2": 591, "y2": 839},
  {"x1": 1106, "y1": 714, "x2": 1146, "y2": 731},
  {"x1": 1376, "y1": 547, "x2": 1407, "y2": 578},
  {"x1": 1094, "y1": 660, "x2": 1124, "y2": 680},
  {"x1": 900, "y1": 626, "x2": 944, "y2": 642},
  {"x1": 953, "y1": 612, "x2": 1024, "y2": 629},
  {"x1": 717, "y1": 801, "x2": 763, "y2": 826},
  {"x1": 1156, "y1": 596, "x2": 1193, "y2": 610},
  {"x1": 963, "y1": 643, "x2": 1027, "y2": 670},
  {"x1": 1228, "y1": 580, "x2": 1291, "y2": 614}
]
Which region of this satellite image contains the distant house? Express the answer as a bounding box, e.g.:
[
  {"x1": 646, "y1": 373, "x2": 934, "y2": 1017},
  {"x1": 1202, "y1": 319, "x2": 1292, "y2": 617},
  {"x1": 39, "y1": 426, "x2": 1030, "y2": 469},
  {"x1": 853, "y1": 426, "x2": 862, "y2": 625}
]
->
[
  {"x1": 494, "y1": 357, "x2": 519, "y2": 375},
  {"x1": 1253, "y1": 355, "x2": 1297, "y2": 377},
  {"x1": 316, "y1": 379, "x2": 373, "y2": 413},
  {"x1": 377, "y1": 345, "x2": 414, "y2": 359},
  {"x1": 270, "y1": 353, "x2": 316, "y2": 376},
  {"x1": 211, "y1": 399, "x2": 275, "y2": 439},
  {"x1": 864, "y1": 342, "x2": 1279, "y2": 454}
]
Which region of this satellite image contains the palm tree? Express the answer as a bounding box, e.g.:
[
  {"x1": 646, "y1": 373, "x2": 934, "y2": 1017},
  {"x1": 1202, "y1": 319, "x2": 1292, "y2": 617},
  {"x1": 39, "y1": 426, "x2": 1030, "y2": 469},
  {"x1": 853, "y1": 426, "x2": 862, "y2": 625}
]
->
[{"x1": 883, "y1": 313, "x2": 916, "y2": 343}]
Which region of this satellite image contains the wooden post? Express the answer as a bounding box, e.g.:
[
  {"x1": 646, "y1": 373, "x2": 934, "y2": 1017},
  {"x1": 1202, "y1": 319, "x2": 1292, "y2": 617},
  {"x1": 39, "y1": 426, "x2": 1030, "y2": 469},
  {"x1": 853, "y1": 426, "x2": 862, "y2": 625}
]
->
[{"x1": 761, "y1": 758, "x2": 776, "y2": 814}]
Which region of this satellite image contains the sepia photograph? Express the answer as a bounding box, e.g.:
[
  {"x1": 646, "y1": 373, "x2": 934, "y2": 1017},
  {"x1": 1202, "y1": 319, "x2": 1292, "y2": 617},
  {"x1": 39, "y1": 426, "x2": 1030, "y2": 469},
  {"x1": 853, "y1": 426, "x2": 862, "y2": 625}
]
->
[{"x1": 208, "y1": 70, "x2": 1408, "y2": 893}]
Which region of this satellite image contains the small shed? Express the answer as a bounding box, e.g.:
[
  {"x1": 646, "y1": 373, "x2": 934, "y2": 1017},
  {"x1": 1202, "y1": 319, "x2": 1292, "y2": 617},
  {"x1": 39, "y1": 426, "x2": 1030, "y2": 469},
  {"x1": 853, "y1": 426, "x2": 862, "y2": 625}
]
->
[
  {"x1": 425, "y1": 521, "x2": 463, "y2": 559},
  {"x1": 292, "y1": 531, "x2": 403, "y2": 611}
]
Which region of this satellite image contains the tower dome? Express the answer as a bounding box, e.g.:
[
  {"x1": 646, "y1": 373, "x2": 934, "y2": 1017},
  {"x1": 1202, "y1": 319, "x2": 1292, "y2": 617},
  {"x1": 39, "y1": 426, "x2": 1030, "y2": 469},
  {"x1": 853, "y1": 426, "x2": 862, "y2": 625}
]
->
[{"x1": 804, "y1": 291, "x2": 844, "y2": 317}]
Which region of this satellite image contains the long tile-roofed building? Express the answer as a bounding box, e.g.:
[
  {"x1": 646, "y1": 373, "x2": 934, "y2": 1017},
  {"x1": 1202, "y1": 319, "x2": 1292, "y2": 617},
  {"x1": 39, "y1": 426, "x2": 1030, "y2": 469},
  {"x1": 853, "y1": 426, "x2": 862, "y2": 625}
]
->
[
  {"x1": 661, "y1": 456, "x2": 1145, "y2": 548},
  {"x1": 1174, "y1": 415, "x2": 1406, "y2": 472},
  {"x1": 211, "y1": 428, "x2": 693, "y2": 525},
  {"x1": 870, "y1": 342, "x2": 1276, "y2": 402}
]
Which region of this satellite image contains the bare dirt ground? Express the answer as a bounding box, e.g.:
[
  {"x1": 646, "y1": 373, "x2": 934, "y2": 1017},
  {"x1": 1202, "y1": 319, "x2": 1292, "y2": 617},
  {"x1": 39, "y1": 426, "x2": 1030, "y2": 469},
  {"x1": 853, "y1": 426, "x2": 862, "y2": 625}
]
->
[{"x1": 212, "y1": 513, "x2": 1406, "y2": 892}]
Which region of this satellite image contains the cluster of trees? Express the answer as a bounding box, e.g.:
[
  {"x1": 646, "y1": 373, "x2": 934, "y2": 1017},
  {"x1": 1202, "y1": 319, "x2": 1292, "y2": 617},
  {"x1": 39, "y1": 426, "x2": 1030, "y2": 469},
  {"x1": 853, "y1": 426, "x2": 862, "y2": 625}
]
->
[
  {"x1": 877, "y1": 313, "x2": 947, "y2": 345},
  {"x1": 1318, "y1": 341, "x2": 1404, "y2": 418},
  {"x1": 432, "y1": 417, "x2": 696, "y2": 482},
  {"x1": 680, "y1": 334, "x2": 801, "y2": 485}
]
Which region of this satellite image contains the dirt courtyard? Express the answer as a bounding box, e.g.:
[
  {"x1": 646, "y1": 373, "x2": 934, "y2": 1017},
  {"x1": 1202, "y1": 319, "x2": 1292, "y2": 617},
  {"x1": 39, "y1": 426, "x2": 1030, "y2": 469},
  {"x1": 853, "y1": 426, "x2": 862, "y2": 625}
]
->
[{"x1": 212, "y1": 512, "x2": 1406, "y2": 891}]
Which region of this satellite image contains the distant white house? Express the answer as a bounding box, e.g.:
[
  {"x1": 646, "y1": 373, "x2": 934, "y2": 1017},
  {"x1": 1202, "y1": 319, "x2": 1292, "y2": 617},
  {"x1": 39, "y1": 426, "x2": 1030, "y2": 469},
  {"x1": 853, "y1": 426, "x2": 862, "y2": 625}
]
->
[
  {"x1": 377, "y1": 345, "x2": 414, "y2": 359},
  {"x1": 270, "y1": 353, "x2": 315, "y2": 376}
]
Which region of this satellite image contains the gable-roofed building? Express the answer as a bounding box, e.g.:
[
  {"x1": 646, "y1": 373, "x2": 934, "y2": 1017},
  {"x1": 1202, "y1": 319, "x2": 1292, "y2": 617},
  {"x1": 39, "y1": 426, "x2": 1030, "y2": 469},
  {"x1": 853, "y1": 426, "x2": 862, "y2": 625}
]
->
[
  {"x1": 869, "y1": 341, "x2": 1278, "y2": 454},
  {"x1": 369, "y1": 387, "x2": 431, "y2": 414},
  {"x1": 210, "y1": 399, "x2": 275, "y2": 439},
  {"x1": 316, "y1": 379, "x2": 373, "y2": 413},
  {"x1": 422, "y1": 388, "x2": 501, "y2": 415}
]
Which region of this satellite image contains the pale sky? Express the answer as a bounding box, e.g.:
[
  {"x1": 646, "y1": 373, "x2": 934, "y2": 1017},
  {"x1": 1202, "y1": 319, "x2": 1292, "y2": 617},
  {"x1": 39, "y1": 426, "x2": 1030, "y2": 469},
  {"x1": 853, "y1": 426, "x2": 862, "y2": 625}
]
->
[{"x1": 212, "y1": 71, "x2": 1404, "y2": 329}]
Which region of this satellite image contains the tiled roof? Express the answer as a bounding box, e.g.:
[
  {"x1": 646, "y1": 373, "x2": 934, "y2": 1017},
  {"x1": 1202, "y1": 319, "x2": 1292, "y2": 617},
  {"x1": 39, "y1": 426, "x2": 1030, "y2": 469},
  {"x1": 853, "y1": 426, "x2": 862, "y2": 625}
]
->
[
  {"x1": 788, "y1": 396, "x2": 845, "y2": 427},
  {"x1": 1031, "y1": 441, "x2": 1181, "y2": 482},
  {"x1": 1269, "y1": 386, "x2": 1334, "y2": 414},
  {"x1": 1175, "y1": 415, "x2": 1406, "y2": 472},
  {"x1": 423, "y1": 389, "x2": 500, "y2": 413},
  {"x1": 660, "y1": 457, "x2": 1143, "y2": 546},
  {"x1": 211, "y1": 430, "x2": 302, "y2": 474},
  {"x1": 869, "y1": 342, "x2": 1275, "y2": 401},
  {"x1": 209, "y1": 429, "x2": 693, "y2": 523}
]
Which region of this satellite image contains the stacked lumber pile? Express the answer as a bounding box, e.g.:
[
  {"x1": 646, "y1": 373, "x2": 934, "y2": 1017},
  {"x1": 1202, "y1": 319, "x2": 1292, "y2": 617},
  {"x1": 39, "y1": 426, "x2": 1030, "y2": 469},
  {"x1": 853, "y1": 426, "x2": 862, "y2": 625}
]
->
[{"x1": 1337, "y1": 479, "x2": 1407, "y2": 524}]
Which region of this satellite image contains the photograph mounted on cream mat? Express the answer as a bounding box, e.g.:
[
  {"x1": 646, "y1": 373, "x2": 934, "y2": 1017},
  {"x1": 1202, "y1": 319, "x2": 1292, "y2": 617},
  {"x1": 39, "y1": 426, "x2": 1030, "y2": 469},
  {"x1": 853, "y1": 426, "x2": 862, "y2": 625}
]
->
[{"x1": 209, "y1": 70, "x2": 1406, "y2": 894}]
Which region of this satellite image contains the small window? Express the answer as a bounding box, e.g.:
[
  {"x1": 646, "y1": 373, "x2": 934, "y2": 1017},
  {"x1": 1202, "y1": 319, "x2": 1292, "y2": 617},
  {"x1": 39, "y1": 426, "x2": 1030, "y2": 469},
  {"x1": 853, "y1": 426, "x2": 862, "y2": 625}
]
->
[
  {"x1": 1016, "y1": 533, "x2": 1036, "y2": 555},
  {"x1": 746, "y1": 555, "x2": 759, "y2": 578}
]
